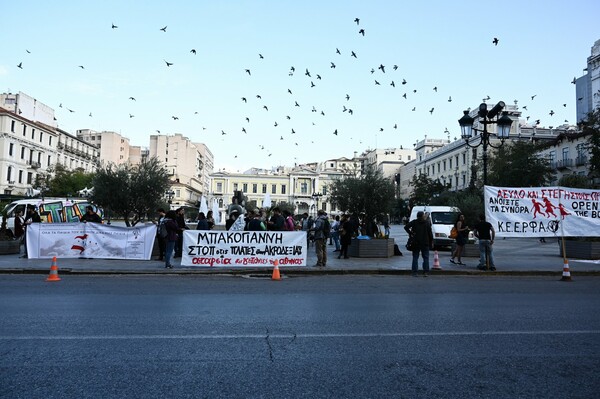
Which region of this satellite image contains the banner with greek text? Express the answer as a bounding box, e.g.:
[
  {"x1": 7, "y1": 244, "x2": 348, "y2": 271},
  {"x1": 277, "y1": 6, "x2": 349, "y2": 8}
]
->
[
  {"x1": 26, "y1": 223, "x2": 156, "y2": 259},
  {"x1": 485, "y1": 186, "x2": 600, "y2": 237},
  {"x1": 181, "y1": 230, "x2": 307, "y2": 267}
]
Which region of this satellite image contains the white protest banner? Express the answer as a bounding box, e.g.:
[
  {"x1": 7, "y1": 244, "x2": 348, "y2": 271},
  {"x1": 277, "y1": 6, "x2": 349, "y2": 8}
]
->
[
  {"x1": 485, "y1": 186, "x2": 600, "y2": 237},
  {"x1": 26, "y1": 222, "x2": 157, "y2": 260},
  {"x1": 181, "y1": 230, "x2": 307, "y2": 267}
]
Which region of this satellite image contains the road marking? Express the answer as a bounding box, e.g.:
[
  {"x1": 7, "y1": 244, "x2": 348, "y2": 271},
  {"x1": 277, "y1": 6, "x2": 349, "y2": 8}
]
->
[{"x1": 1, "y1": 330, "x2": 599, "y2": 340}]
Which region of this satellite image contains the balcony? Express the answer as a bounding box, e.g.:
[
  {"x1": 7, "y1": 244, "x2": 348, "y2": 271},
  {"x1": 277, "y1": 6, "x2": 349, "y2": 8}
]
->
[
  {"x1": 27, "y1": 161, "x2": 41, "y2": 169},
  {"x1": 576, "y1": 156, "x2": 588, "y2": 166},
  {"x1": 555, "y1": 158, "x2": 573, "y2": 170}
]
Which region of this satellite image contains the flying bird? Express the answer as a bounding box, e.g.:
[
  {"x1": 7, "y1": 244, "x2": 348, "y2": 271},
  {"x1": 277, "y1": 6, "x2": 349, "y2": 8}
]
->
[
  {"x1": 259, "y1": 54, "x2": 264, "y2": 59},
  {"x1": 316, "y1": 74, "x2": 321, "y2": 80},
  {"x1": 358, "y1": 28, "x2": 365, "y2": 36},
  {"x1": 394, "y1": 124, "x2": 398, "y2": 129},
  {"x1": 336, "y1": 48, "x2": 341, "y2": 55},
  {"x1": 242, "y1": 128, "x2": 247, "y2": 133},
  {"x1": 295, "y1": 101, "x2": 300, "y2": 107},
  {"x1": 129, "y1": 97, "x2": 136, "y2": 101},
  {"x1": 402, "y1": 79, "x2": 407, "y2": 85},
  {"x1": 17, "y1": 62, "x2": 23, "y2": 69},
  {"x1": 256, "y1": 94, "x2": 261, "y2": 99},
  {"x1": 263, "y1": 105, "x2": 268, "y2": 111},
  {"x1": 241, "y1": 97, "x2": 247, "y2": 102},
  {"x1": 333, "y1": 129, "x2": 338, "y2": 135},
  {"x1": 351, "y1": 51, "x2": 357, "y2": 58},
  {"x1": 531, "y1": 95, "x2": 537, "y2": 100},
  {"x1": 311, "y1": 81, "x2": 316, "y2": 87},
  {"x1": 89, "y1": 112, "x2": 92, "y2": 117},
  {"x1": 378, "y1": 64, "x2": 385, "y2": 73},
  {"x1": 245, "y1": 69, "x2": 251, "y2": 75},
  {"x1": 492, "y1": 37, "x2": 499, "y2": 46},
  {"x1": 274, "y1": 122, "x2": 278, "y2": 127},
  {"x1": 288, "y1": 89, "x2": 292, "y2": 94},
  {"x1": 390, "y1": 81, "x2": 395, "y2": 87},
  {"x1": 433, "y1": 86, "x2": 437, "y2": 92},
  {"x1": 26, "y1": 49, "x2": 31, "y2": 53},
  {"x1": 67, "y1": 108, "x2": 75, "y2": 113},
  {"x1": 346, "y1": 94, "x2": 350, "y2": 101},
  {"x1": 78, "y1": 65, "x2": 85, "y2": 69},
  {"x1": 160, "y1": 26, "x2": 167, "y2": 32},
  {"x1": 429, "y1": 108, "x2": 434, "y2": 114},
  {"x1": 172, "y1": 116, "x2": 179, "y2": 120},
  {"x1": 374, "y1": 80, "x2": 380, "y2": 85},
  {"x1": 402, "y1": 93, "x2": 407, "y2": 99},
  {"x1": 164, "y1": 60, "x2": 173, "y2": 67},
  {"x1": 371, "y1": 68, "x2": 375, "y2": 74},
  {"x1": 190, "y1": 49, "x2": 196, "y2": 54},
  {"x1": 549, "y1": 110, "x2": 555, "y2": 116},
  {"x1": 448, "y1": 96, "x2": 452, "y2": 102},
  {"x1": 393, "y1": 65, "x2": 398, "y2": 70},
  {"x1": 221, "y1": 130, "x2": 226, "y2": 135},
  {"x1": 571, "y1": 77, "x2": 576, "y2": 84},
  {"x1": 129, "y1": 114, "x2": 134, "y2": 118},
  {"x1": 111, "y1": 23, "x2": 118, "y2": 29},
  {"x1": 330, "y1": 62, "x2": 336, "y2": 68},
  {"x1": 354, "y1": 18, "x2": 360, "y2": 25},
  {"x1": 305, "y1": 68, "x2": 311, "y2": 77},
  {"x1": 245, "y1": 117, "x2": 250, "y2": 122}
]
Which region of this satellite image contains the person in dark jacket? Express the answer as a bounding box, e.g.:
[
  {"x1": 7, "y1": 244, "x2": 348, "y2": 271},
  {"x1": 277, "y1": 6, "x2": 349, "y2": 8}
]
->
[
  {"x1": 80, "y1": 206, "x2": 102, "y2": 223},
  {"x1": 164, "y1": 210, "x2": 179, "y2": 269},
  {"x1": 174, "y1": 207, "x2": 188, "y2": 257},
  {"x1": 196, "y1": 212, "x2": 209, "y2": 230},
  {"x1": 404, "y1": 211, "x2": 434, "y2": 276}
]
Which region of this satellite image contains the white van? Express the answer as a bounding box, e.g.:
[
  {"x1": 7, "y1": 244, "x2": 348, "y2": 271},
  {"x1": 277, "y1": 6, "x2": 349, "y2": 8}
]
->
[
  {"x1": 1, "y1": 198, "x2": 94, "y2": 234},
  {"x1": 409, "y1": 206, "x2": 461, "y2": 248}
]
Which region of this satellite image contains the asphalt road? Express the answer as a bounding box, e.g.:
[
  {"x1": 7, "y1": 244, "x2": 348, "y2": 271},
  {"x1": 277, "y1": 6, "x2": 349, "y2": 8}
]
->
[{"x1": 1, "y1": 275, "x2": 599, "y2": 399}]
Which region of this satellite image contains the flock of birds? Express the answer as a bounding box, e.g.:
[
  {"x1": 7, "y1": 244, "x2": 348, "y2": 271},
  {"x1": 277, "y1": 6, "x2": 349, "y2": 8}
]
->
[{"x1": 13, "y1": 17, "x2": 579, "y2": 166}]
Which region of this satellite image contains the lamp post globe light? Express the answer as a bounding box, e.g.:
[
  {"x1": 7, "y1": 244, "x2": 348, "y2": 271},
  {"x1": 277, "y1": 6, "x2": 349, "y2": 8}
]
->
[{"x1": 458, "y1": 101, "x2": 514, "y2": 185}]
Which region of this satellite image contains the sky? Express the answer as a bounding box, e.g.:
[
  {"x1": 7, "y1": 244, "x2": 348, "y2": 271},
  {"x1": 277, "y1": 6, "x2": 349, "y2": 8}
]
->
[{"x1": 2, "y1": 0, "x2": 599, "y2": 173}]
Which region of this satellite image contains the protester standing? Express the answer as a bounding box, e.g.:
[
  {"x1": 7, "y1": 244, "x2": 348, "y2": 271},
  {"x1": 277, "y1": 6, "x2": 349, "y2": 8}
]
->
[
  {"x1": 155, "y1": 208, "x2": 166, "y2": 261},
  {"x1": 404, "y1": 211, "x2": 434, "y2": 276},
  {"x1": 338, "y1": 214, "x2": 352, "y2": 259},
  {"x1": 331, "y1": 215, "x2": 341, "y2": 252},
  {"x1": 80, "y1": 206, "x2": 102, "y2": 223},
  {"x1": 310, "y1": 210, "x2": 328, "y2": 267},
  {"x1": 473, "y1": 214, "x2": 496, "y2": 271},
  {"x1": 22, "y1": 206, "x2": 41, "y2": 258},
  {"x1": 163, "y1": 210, "x2": 179, "y2": 269},
  {"x1": 196, "y1": 212, "x2": 209, "y2": 230},
  {"x1": 450, "y1": 213, "x2": 469, "y2": 266},
  {"x1": 174, "y1": 207, "x2": 188, "y2": 258}
]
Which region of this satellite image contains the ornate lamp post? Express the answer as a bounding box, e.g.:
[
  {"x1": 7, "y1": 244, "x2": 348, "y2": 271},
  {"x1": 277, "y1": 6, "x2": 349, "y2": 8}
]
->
[
  {"x1": 458, "y1": 102, "x2": 514, "y2": 185},
  {"x1": 311, "y1": 192, "x2": 323, "y2": 216},
  {"x1": 165, "y1": 190, "x2": 175, "y2": 208}
]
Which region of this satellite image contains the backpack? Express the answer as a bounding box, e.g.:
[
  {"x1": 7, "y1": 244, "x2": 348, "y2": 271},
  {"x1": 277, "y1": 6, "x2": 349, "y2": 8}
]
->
[
  {"x1": 158, "y1": 220, "x2": 168, "y2": 238},
  {"x1": 322, "y1": 218, "x2": 331, "y2": 239}
]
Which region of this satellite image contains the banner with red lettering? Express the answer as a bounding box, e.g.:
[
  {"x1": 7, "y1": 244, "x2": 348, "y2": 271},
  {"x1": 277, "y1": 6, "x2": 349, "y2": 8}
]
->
[
  {"x1": 485, "y1": 186, "x2": 600, "y2": 237},
  {"x1": 181, "y1": 230, "x2": 308, "y2": 267}
]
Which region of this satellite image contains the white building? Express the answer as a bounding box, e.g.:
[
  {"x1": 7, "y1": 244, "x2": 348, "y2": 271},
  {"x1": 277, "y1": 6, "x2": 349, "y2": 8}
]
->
[{"x1": 576, "y1": 39, "x2": 600, "y2": 122}]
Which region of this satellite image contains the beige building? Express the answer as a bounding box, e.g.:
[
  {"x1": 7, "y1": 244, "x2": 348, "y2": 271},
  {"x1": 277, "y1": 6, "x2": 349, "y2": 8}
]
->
[
  {"x1": 149, "y1": 133, "x2": 213, "y2": 210},
  {"x1": 77, "y1": 129, "x2": 132, "y2": 167}
]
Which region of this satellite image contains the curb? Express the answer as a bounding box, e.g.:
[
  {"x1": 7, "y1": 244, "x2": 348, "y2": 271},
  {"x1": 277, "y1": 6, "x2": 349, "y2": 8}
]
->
[{"x1": 2, "y1": 268, "x2": 600, "y2": 277}]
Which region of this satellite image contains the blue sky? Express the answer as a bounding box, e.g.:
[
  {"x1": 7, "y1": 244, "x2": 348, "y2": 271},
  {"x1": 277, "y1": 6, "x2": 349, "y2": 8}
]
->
[{"x1": 2, "y1": 0, "x2": 599, "y2": 172}]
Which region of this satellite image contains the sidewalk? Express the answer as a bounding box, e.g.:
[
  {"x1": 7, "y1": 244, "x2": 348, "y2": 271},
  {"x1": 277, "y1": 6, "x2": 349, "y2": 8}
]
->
[{"x1": 1, "y1": 227, "x2": 598, "y2": 276}]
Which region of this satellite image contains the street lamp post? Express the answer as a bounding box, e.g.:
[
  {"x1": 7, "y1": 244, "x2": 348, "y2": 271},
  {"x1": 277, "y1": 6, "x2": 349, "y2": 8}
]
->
[
  {"x1": 458, "y1": 102, "x2": 514, "y2": 185},
  {"x1": 311, "y1": 192, "x2": 323, "y2": 216},
  {"x1": 165, "y1": 190, "x2": 175, "y2": 208}
]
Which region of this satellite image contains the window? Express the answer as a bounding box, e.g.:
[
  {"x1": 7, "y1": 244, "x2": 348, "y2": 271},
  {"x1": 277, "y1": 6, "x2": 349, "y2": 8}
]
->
[
  {"x1": 300, "y1": 182, "x2": 308, "y2": 194},
  {"x1": 37, "y1": 153, "x2": 41, "y2": 163},
  {"x1": 11, "y1": 120, "x2": 15, "y2": 132},
  {"x1": 262, "y1": 184, "x2": 267, "y2": 194},
  {"x1": 243, "y1": 183, "x2": 248, "y2": 192},
  {"x1": 47, "y1": 155, "x2": 51, "y2": 166},
  {"x1": 281, "y1": 184, "x2": 286, "y2": 194},
  {"x1": 233, "y1": 183, "x2": 238, "y2": 191},
  {"x1": 49, "y1": 137, "x2": 52, "y2": 146},
  {"x1": 462, "y1": 153, "x2": 466, "y2": 164},
  {"x1": 6, "y1": 166, "x2": 12, "y2": 181},
  {"x1": 443, "y1": 160, "x2": 447, "y2": 171},
  {"x1": 23, "y1": 124, "x2": 27, "y2": 136},
  {"x1": 252, "y1": 184, "x2": 257, "y2": 193},
  {"x1": 18, "y1": 170, "x2": 23, "y2": 183},
  {"x1": 27, "y1": 172, "x2": 33, "y2": 185},
  {"x1": 408, "y1": 155, "x2": 411, "y2": 160},
  {"x1": 562, "y1": 147, "x2": 569, "y2": 160},
  {"x1": 449, "y1": 158, "x2": 452, "y2": 169},
  {"x1": 549, "y1": 151, "x2": 556, "y2": 167},
  {"x1": 9, "y1": 143, "x2": 14, "y2": 156},
  {"x1": 20, "y1": 146, "x2": 25, "y2": 159},
  {"x1": 39, "y1": 131, "x2": 42, "y2": 143},
  {"x1": 216, "y1": 182, "x2": 223, "y2": 192},
  {"x1": 271, "y1": 184, "x2": 276, "y2": 194}
]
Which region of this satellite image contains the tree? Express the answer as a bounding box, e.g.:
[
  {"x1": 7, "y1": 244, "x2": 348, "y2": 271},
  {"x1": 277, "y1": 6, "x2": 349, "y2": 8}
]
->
[
  {"x1": 408, "y1": 173, "x2": 449, "y2": 207},
  {"x1": 487, "y1": 140, "x2": 556, "y2": 187},
  {"x1": 558, "y1": 174, "x2": 591, "y2": 189},
  {"x1": 34, "y1": 164, "x2": 94, "y2": 197},
  {"x1": 580, "y1": 107, "x2": 600, "y2": 183},
  {"x1": 328, "y1": 167, "x2": 395, "y2": 229},
  {"x1": 91, "y1": 158, "x2": 170, "y2": 226}
]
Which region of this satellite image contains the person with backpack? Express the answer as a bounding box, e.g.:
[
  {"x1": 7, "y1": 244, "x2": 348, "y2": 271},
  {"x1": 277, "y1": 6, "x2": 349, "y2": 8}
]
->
[
  {"x1": 163, "y1": 210, "x2": 179, "y2": 269},
  {"x1": 310, "y1": 210, "x2": 330, "y2": 267}
]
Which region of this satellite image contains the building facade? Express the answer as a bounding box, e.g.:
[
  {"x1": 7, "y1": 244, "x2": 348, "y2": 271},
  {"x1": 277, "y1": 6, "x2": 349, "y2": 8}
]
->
[{"x1": 576, "y1": 39, "x2": 600, "y2": 122}]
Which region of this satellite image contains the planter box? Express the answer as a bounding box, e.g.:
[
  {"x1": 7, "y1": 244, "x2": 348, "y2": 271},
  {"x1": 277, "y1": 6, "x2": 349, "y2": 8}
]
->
[
  {"x1": 559, "y1": 239, "x2": 600, "y2": 260},
  {"x1": 0, "y1": 240, "x2": 21, "y2": 255},
  {"x1": 348, "y1": 238, "x2": 395, "y2": 258}
]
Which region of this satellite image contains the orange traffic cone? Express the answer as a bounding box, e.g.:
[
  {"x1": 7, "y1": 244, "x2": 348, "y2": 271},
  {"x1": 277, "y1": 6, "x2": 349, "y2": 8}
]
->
[
  {"x1": 46, "y1": 257, "x2": 61, "y2": 282},
  {"x1": 561, "y1": 259, "x2": 572, "y2": 282},
  {"x1": 432, "y1": 250, "x2": 442, "y2": 270},
  {"x1": 271, "y1": 260, "x2": 281, "y2": 281}
]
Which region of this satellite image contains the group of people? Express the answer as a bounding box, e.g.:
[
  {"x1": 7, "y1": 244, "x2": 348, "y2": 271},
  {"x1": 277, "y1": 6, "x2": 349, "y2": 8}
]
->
[
  {"x1": 405, "y1": 211, "x2": 496, "y2": 276},
  {"x1": 155, "y1": 207, "x2": 196, "y2": 269}
]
